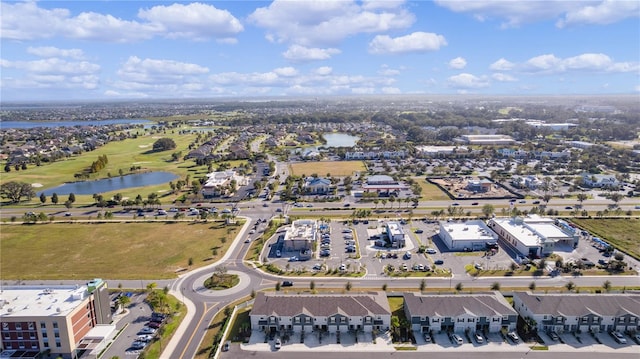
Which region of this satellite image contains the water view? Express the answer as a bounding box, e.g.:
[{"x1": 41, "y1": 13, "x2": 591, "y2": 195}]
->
[
  {"x1": 40, "y1": 171, "x2": 179, "y2": 196},
  {"x1": 1, "y1": 119, "x2": 152, "y2": 129},
  {"x1": 323, "y1": 133, "x2": 360, "y2": 147}
]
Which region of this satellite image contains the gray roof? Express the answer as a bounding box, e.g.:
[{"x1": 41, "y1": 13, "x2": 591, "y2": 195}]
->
[
  {"x1": 403, "y1": 292, "x2": 516, "y2": 318},
  {"x1": 252, "y1": 292, "x2": 391, "y2": 317},
  {"x1": 514, "y1": 291, "x2": 640, "y2": 317}
]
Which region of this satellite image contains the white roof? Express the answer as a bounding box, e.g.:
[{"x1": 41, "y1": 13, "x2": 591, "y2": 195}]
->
[
  {"x1": 440, "y1": 220, "x2": 497, "y2": 241},
  {"x1": 526, "y1": 222, "x2": 571, "y2": 240},
  {"x1": 0, "y1": 285, "x2": 88, "y2": 317},
  {"x1": 386, "y1": 222, "x2": 404, "y2": 236},
  {"x1": 492, "y1": 218, "x2": 541, "y2": 247}
]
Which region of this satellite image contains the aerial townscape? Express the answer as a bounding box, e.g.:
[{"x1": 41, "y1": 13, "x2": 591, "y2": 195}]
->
[{"x1": 1, "y1": 1, "x2": 639, "y2": 359}]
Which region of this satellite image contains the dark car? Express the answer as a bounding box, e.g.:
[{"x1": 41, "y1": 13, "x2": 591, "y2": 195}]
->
[
  {"x1": 414, "y1": 229, "x2": 424, "y2": 233},
  {"x1": 434, "y1": 259, "x2": 444, "y2": 265},
  {"x1": 532, "y1": 200, "x2": 541, "y2": 204},
  {"x1": 147, "y1": 321, "x2": 161, "y2": 329},
  {"x1": 282, "y1": 281, "x2": 293, "y2": 287}
]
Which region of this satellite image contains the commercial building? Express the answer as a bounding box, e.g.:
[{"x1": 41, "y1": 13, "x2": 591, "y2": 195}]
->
[
  {"x1": 488, "y1": 215, "x2": 579, "y2": 258},
  {"x1": 513, "y1": 292, "x2": 640, "y2": 334},
  {"x1": 362, "y1": 174, "x2": 406, "y2": 195},
  {"x1": 438, "y1": 220, "x2": 498, "y2": 251},
  {"x1": 403, "y1": 292, "x2": 517, "y2": 334},
  {"x1": 415, "y1": 146, "x2": 469, "y2": 157},
  {"x1": 201, "y1": 170, "x2": 248, "y2": 197},
  {"x1": 456, "y1": 135, "x2": 515, "y2": 146},
  {"x1": 580, "y1": 173, "x2": 621, "y2": 189},
  {"x1": 303, "y1": 177, "x2": 332, "y2": 195},
  {"x1": 282, "y1": 219, "x2": 317, "y2": 253},
  {"x1": 250, "y1": 292, "x2": 391, "y2": 334},
  {"x1": 466, "y1": 179, "x2": 493, "y2": 193},
  {"x1": 385, "y1": 221, "x2": 406, "y2": 248},
  {"x1": 0, "y1": 279, "x2": 113, "y2": 359}
]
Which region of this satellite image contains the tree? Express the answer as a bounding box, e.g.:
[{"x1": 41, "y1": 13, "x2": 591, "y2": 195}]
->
[
  {"x1": 607, "y1": 192, "x2": 624, "y2": 208},
  {"x1": 0, "y1": 181, "x2": 35, "y2": 203},
  {"x1": 576, "y1": 192, "x2": 588, "y2": 207},
  {"x1": 490, "y1": 282, "x2": 501, "y2": 290},
  {"x1": 419, "y1": 279, "x2": 426, "y2": 292},
  {"x1": 529, "y1": 281, "x2": 536, "y2": 290},
  {"x1": 68, "y1": 193, "x2": 76, "y2": 204},
  {"x1": 345, "y1": 281, "x2": 352, "y2": 291},
  {"x1": 51, "y1": 193, "x2": 59, "y2": 205},
  {"x1": 152, "y1": 138, "x2": 177, "y2": 152},
  {"x1": 565, "y1": 281, "x2": 576, "y2": 292},
  {"x1": 117, "y1": 295, "x2": 131, "y2": 313},
  {"x1": 482, "y1": 204, "x2": 495, "y2": 218},
  {"x1": 275, "y1": 281, "x2": 281, "y2": 291},
  {"x1": 455, "y1": 282, "x2": 464, "y2": 292},
  {"x1": 310, "y1": 281, "x2": 315, "y2": 290},
  {"x1": 390, "y1": 316, "x2": 400, "y2": 340},
  {"x1": 39, "y1": 193, "x2": 46, "y2": 205},
  {"x1": 602, "y1": 280, "x2": 612, "y2": 292}
]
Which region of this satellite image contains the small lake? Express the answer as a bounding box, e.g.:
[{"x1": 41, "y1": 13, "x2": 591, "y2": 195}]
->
[
  {"x1": 1, "y1": 119, "x2": 152, "y2": 129},
  {"x1": 323, "y1": 133, "x2": 360, "y2": 147},
  {"x1": 39, "y1": 171, "x2": 179, "y2": 196}
]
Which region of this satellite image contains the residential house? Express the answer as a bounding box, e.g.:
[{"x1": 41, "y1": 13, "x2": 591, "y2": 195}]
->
[
  {"x1": 513, "y1": 292, "x2": 640, "y2": 334},
  {"x1": 250, "y1": 292, "x2": 391, "y2": 334},
  {"x1": 303, "y1": 177, "x2": 332, "y2": 195},
  {"x1": 403, "y1": 292, "x2": 517, "y2": 334}
]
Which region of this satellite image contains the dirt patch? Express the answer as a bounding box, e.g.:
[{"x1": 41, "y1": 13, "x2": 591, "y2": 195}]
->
[{"x1": 430, "y1": 177, "x2": 514, "y2": 199}]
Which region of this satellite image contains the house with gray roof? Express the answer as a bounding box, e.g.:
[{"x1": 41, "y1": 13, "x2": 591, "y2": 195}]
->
[
  {"x1": 403, "y1": 292, "x2": 517, "y2": 334},
  {"x1": 250, "y1": 292, "x2": 390, "y2": 334},
  {"x1": 513, "y1": 291, "x2": 640, "y2": 334}
]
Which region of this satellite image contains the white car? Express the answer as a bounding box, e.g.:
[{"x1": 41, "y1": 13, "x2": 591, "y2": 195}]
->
[
  {"x1": 274, "y1": 338, "x2": 282, "y2": 350},
  {"x1": 474, "y1": 332, "x2": 484, "y2": 344},
  {"x1": 508, "y1": 332, "x2": 520, "y2": 343},
  {"x1": 425, "y1": 248, "x2": 437, "y2": 254},
  {"x1": 451, "y1": 333, "x2": 464, "y2": 345},
  {"x1": 611, "y1": 331, "x2": 627, "y2": 344}
]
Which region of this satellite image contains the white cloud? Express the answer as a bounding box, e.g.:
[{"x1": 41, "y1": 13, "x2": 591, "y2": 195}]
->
[
  {"x1": 489, "y1": 58, "x2": 515, "y2": 71},
  {"x1": 381, "y1": 87, "x2": 401, "y2": 94},
  {"x1": 520, "y1": 53, "x2": 639, "y2": 73},
  {"x1": 557, "y1": 0, "x2": 640, "y2": 27},
  {"x1": 378, "y1": 65, "x2": 401, "y2": 76},
  {"x1": 249, "y1": 0, "x2": 415, "y2": 46},
  {"x1": 368, "y1": 31, "x2": 447, "y2": 54},
  {"x1": 434, "y1": 0, "x2": 637, "y2": 28},
  {"x1": 116, "y1": 56, "x2": 209, "y2": 86},
  {"x1": 137, "y1": 3, "x2": 243, "y2": 42},
  {"x1": 273, "y1": 67, "x2": 298, "y2": 77},
  {"x1": 635, "y1": 85, "x2": 640, "y2": 92},
  {"x1": 491, "y1": 73, "x2": 517, "y2": 82},
  {"x1": 1, "y1": 57, "x2": 100, "y2": 90},
  {"x1": 27, "y1": 46, "x2": 85, "y2": 60},
  {"x1": 448, "y1": 57, "x2": 467, "y2": 69},
  {"x1": 447, "y1": 73, "x2": 489, "y2": 88},
  {"x1": 314, "y1": 66, "x2": 333, "y2": 75},
  {"x1": 2, "y1": 58, "x2": 100, "y2": 74},
  {"x1": 282, "y1": 45, "x2": 341, "y2": 62},
  {"x1": 1, "y1": 1, "x2": 242, "y2": 42}
]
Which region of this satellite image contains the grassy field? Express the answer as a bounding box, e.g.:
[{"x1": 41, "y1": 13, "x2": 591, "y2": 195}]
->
[
  {"x1": 413, "y1": 178, "x2": 450, "y2": 201},
  {"x1": 0, "y1": 221, "x2": 240, "y2": 279},
  {"x1": 288, "y1": 161, "x2": 366, "y2": 177},
  {"x1": 2, "y1": 131, "x2": 207, "y2": 205},
  {"x1": 569, "y1": 218, "x2": 640, "y2": 259}
]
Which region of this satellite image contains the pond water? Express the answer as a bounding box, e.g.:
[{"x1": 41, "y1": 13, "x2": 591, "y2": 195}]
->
[
  {"x1": 323, "y1": 133, "x2": 360, "y2": 147},
  {"x1": 39, "y1": 171, "x2": 179, "y2": 195},
  {"x1": 1, "y1": 119, "x2": 151, "y2": 129}
]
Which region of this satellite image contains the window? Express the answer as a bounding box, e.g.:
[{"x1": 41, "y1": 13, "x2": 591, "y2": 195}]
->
[
  {"x1": 55, "y1": 341, "x2": 61, "y2": 348},
  {"x1": 3, "y1": 333, "x2": 9, "y2": 340},
  {"x1": 40, "y1": 322, "x2": 46, "y2": 329},
  {"x1": 457, "y1": 318, "x2": 464, "y2": 322},
  {"x1": 15, "y1": 323, "x2": 22, "y2": 330},
  {"x1": 432, "y1": 318, "x2": 440, "y2": 323},
  {"x1": 52, "y1": 322, "x2": 58, "y2": 329},
  {"x1": 28, "y1": 322, "x2": 34, "y2": 330},
  {"x1": 2, "y1": 322, "x2": 8, "y2": 330},
  {"x1": 17, "y1": 333, "x2": 23, "y2": 339},
  {"x1": 31, "y1": 343, "x2": 38, "y2": 349},
  {"x1": 43, "y1": 341, "x2": 49, "y2": 348},
  {"x1": 492, "y1": 318, "x2": 500, "y2": 322},
  {"x1": 18, "y1": 342, "x2": 25, "y2": 349},
  {"x1": 42, "y1": 332, "x2": 47, "y2": 338},
  {"x1": 54, "y1": 332, "x2": 59, "y2": 338},
  {"x1": 467, "y1": 318, "x2": 474, "y2": 322},
  {"x1": 30, "y1": 333, "x2": 36, "y2": 340},
  {"x1": 581, "y1": 317, "x2": 588, "y2": 323}
]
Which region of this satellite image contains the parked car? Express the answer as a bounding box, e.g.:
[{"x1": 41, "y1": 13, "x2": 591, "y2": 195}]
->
[
  {"x1": 275, "y1": 250, "x2": 281, "y2": 257},
  {"x1": 139, "y1": 327, "x2": 156, "y2": 335},
  {"x1": 548, "y1": 331, "x2": 559, "y2": 341},
  {"x1": 434, "y1": 259, "x2": 444, "y2": 265},
  {"x1": 147, "y1": 321, "x2": 161, "y2": 329},
  {"x1": 610, "y1": 331, "x2": 627, "y2": 344},
  {"x1": 138, "y1": 334, "x2": 154, "y2": 342},
  {"x1": 244, "y1": 238, "x2": 251, "y2": 243},
  {"x1": 223, "y1": 340, "x2": 231, "y2": 351},
  {"x1": 131, "y1": 341, "x2": 146, "y2": 350},
  {"x1": 474, "y1": 332, "x2": 484, "y2": 344},
  {"x1": 508, "y1": 332, "x2": 520, "y2": 343},
  {"x1": 451, "y1": 333, "x2": 464, "y2": 345},
  {"x1": 425, "y1": 248, "x2": 437, "y2": 254},
  {"x1": 423, "y1": 333, "x2": 432, "y2": 343},
  {"x1": 274, "y1": 338, "x2": 282, "y2": 349},
  {"x1": 414, "y1": 229, "x2": 424, "y2": 233},
  {"x1": 282, "y1": 281, "x2": 293, "y2": 287}
]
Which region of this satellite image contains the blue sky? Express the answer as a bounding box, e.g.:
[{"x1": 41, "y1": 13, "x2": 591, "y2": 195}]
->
[{"x1": 1, "y1": 0, "x2": 639, "y2": 101}]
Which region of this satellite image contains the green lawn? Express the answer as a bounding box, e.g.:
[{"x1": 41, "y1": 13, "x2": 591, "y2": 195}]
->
[
  {"x1": 569, "y1": 218, "x2": 640, "y2": 259},
  {"x1": 0, "y1": 221, "x2": 240, "y2": 279},
  {"x1": 413, "y1": 179, "x2": 449, "y2": 201}
]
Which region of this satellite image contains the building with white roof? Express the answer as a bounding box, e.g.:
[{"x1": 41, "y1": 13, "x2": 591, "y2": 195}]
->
[
  {"x1": 415, "y1": 145, "x2": 468, "y2": 156},
  {"x1": 385, "y1": 221, "x2": 406, "y2": 248},
  {"x1": 456, "y1": 135, "x2": 515, "y2": 145},
  {"x1": 438, "y1": 220, "x2": 498, "y2": 251},
  {"x1": 283, "y1": 219, "x2": 317, "y2": 254},
  {"x1": 0, "y1": 279, "x2": 112, "y2": 358},
  {"x1": 201, "y1": 170, "x2": 248, "y2": 197},
  {"x1": 488, "y1": 215, "x2": 579, "y2": 258}
]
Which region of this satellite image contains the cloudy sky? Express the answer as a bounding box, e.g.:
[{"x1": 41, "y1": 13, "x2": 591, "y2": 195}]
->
[{"x1": 1, "y1": 0, "x2": 639, "y2": 101}]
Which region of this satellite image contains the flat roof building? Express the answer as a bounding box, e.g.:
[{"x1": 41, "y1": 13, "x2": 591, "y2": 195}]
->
[
  {"x1": 283, "y1": 219, "x2": 317, "y2": 253},
  {"x1": 0, "y1": 279, "x2": 112, "y2": 359},
  {"x1": 488, "y1": 215, "x2": 579, "y2": 258},
  {"x1": 456, "y1": 135, "x2": 515, "y2": 145},
  {"x1": 385, "y1": 221, "x2": 406, "y2": 248},
  {"x1": 438, "y1": 220, "x2": 498, "y2": 251}
]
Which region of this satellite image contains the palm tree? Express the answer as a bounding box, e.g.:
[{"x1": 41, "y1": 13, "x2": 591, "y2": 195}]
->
[
  {"x1": 565, "y1": 281, "x2": 576, "y2": 292},
  {"x1": 419, "y1": 279, "x2": 426, "y2": 292},
  {"x1": 490, "y1": 282, "x2": 501, "y2": 290},
  {"x1": 576, "y1": 192, "x2": 588, "y2": 208},
  {"x1": 117, "y1": 295, "x2": 130, "y2": 313},
  {"x1": 482, "y1": 204, "x2": 494, "y2": 218},
  {"x1": 602, "y1": 280, "x2": 612, "y2": 292}
]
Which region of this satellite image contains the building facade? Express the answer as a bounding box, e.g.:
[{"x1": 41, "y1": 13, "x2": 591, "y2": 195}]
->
[
  {"x1": 403, "y1": 292, "x2": 517, "y2": 334},
  {"x1": 513, "y1": 292, "x2": 640, "y2": 334},
  {"x1": 438, "y1": 220, "x2": 498, "y2": 251},
  {"x1": 250, "y1": 292, "x2": 391, "y2": 334},
  {"x1": 0, "y1": 280, "x2": 112, "y2": 359}
]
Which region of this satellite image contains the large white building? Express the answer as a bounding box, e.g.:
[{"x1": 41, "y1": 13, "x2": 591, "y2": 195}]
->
[
  {"x1": 456, "y1": 135, "x2": 515, "y2": 145},
  {"x1": 488, "y1": 215, "x2": 579, "y2": 258},
  {"x1": 513, "y1": 292, "x2": 640, "y2": 334},
  {"x1": 438, "y1": 220, "x2": 498, "y2": 251},
  {"x1": 201, "y1": 170, "x2": 248, "y2": 197},
  {"x1": 282, "y1": 219, "x2": 317, "y2": 253},
  {"x1": 385, "y1": 221, "x2": 406, "y2": 248},
  {"x1": 250, "y1": 292, "x2": 391, "y2": 334},
  {"x1": 0, "y1": 280, "x2": 113, "y2": 359}
]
